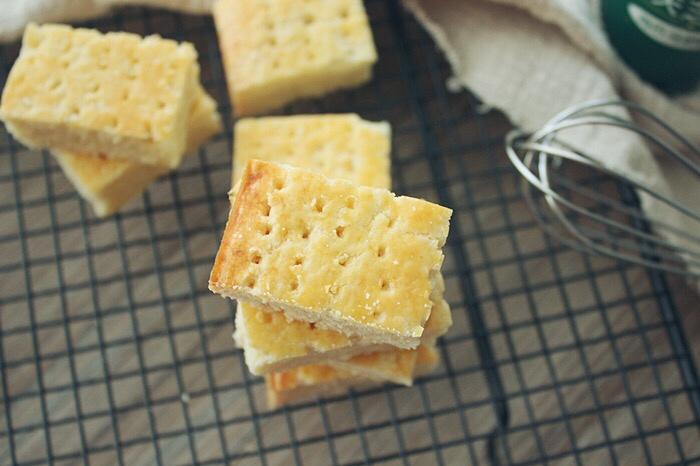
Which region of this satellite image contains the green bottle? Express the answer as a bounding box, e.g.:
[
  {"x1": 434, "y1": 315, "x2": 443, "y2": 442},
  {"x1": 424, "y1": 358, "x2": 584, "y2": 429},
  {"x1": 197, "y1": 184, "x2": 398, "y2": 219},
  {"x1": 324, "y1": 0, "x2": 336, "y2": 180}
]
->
[{"x1": 601, "y1": 0, "x2": 700, "y2": 94}]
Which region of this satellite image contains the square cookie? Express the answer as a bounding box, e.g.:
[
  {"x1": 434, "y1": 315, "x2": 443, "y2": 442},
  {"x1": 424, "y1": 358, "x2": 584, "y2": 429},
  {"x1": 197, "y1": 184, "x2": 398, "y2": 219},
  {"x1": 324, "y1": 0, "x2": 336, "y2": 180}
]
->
[
  {"x1": 210, "y1": 160, "x2": 452, "y2": 348},
  {"x1": 0, "y1": 23, "x2": 198, "y2": 168},
  {"x1": 234, "y1": 275, "x2": 450, "y2": 374},
  {"x1": 265, "y1": 344, "x2": 439, "y2": 409},
  {"x1": 214, "y1": 0, "x2": 377, "y2": 115},
  {"x1": 232, "y1": 114, "x2": 390, "y2": 190}
]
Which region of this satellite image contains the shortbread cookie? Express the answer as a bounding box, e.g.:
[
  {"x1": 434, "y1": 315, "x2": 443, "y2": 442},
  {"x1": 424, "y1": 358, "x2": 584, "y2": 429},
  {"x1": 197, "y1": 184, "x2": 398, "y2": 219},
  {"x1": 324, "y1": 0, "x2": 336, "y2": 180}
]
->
[
  {"x1": 232, "y1": 114, "x2": 390, "y2": 190},
  {"x1": 213, "y1": 0, "x2": 377, "y2": 115},
  {"x1": 210, "y1": 160, "x2": 452, "y2": 348},
  {"x1": 234, "y1": 277, "x2": 449, "y2": 374},
  {"x1": 234, "y1": 305, "x2": 389, "y2": 374},
  {"x1": 52, "y1": 83, "x2": 221, "y2": 217},
  {"x1": 328, "y1": 347, "x2": 418, "y2": 386},
  {"x1": 265, "y1": 344, "x2": 439, "y2": 409},
  {"x1": 0, "y1": 23, "x2": 198, "y2": 168}
]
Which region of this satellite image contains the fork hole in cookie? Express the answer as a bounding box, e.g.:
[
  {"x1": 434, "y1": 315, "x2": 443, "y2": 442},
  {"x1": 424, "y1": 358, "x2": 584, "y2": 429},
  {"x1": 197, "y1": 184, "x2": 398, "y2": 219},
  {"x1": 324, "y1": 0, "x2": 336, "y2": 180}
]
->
[
  {"x1": 293, "y1": 256, "x2": 303, "y2": 266},
  {"x1": 377, "y1": 245, "x2": 385, "y2": 257},
  {"x1": 47, "y1": 79, "x2": 61, "y2": 92},
  {"x1": 250, "y1": 251, "x2": 262, "y2": 264},
  {"x1": 290, "y1": 278, "x2": 299, "y2": 291},
  {"x1": 335, "y1": 226, "x2": 345, "y2": 238},
  {"x1": 67, "y1": 104, "x2": 81, "y2": 119},
  {"x1": 61, "y1": 41, "x2": 71, "y2": 53},
  {"x1": 301, "y1": 226, "x2": 310, "y2": 239},
  {"x1": 380, "y1": 279, "x2": 389, "y2": 291},
  {"x1": 244, "y1": 276, "x2": 256, "y2": 288}
]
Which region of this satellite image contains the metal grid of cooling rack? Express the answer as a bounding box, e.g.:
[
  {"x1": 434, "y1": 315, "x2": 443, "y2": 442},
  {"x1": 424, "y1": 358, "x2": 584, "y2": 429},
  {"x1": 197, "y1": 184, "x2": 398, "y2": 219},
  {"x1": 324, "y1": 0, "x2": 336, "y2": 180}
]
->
[{"x1": 1, "y1": 1, "x2": 699, "y2": 465}]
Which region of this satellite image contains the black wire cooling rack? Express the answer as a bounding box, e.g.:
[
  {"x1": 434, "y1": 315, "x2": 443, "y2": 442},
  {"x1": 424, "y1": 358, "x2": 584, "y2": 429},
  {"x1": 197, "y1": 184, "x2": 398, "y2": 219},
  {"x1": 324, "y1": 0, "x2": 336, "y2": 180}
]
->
[{"x1": 1, "y1": 1, "x2": 700, "y2": 465}]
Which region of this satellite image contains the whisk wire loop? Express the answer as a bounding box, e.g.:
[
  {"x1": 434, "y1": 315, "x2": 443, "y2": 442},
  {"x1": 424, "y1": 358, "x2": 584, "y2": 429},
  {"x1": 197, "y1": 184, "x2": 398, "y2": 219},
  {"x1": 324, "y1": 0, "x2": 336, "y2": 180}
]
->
[{"x1": 506, "y1": 100, "x2": 700, "y2": 278}]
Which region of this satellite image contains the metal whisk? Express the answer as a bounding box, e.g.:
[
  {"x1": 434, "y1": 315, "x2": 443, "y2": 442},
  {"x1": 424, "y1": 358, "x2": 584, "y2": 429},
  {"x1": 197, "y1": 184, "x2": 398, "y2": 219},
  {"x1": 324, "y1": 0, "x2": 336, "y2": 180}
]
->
[{"x1": 505, "y1": 100, "x2": 700, "y2": 278}]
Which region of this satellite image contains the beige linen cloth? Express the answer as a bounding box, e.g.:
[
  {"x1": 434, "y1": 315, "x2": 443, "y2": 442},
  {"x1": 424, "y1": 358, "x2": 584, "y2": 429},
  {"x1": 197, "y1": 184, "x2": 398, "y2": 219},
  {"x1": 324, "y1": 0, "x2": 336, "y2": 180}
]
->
[{"x1": 1, "y1": 0, "x2": 698, "y2": 285}]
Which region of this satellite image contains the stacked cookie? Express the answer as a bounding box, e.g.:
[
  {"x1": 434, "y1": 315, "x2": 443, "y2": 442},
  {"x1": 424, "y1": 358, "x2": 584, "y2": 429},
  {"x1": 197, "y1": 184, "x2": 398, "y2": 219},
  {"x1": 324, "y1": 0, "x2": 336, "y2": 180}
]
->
[
  {"x1": 209, "y1": 114, "x2": 452, "y2": 408},
  {"x1": 0, "y1": 23, "x2": 221, "y2": 217}
]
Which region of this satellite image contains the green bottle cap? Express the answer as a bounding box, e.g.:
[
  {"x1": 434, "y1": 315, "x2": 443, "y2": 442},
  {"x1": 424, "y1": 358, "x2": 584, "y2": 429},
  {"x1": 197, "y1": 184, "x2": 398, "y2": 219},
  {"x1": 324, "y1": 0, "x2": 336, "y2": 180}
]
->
[{"x1": 601, "y1": 0, "x2": 700, "y2": 94}]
